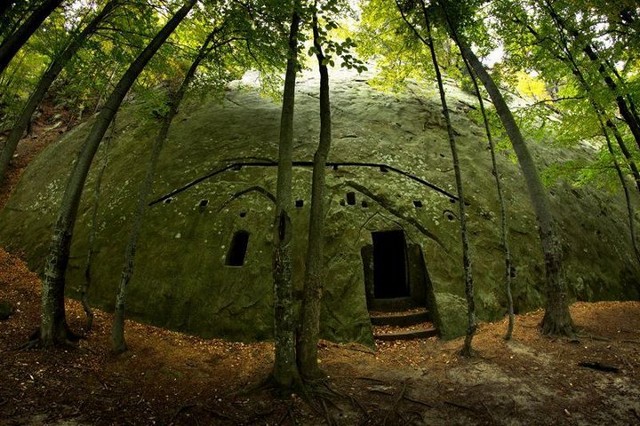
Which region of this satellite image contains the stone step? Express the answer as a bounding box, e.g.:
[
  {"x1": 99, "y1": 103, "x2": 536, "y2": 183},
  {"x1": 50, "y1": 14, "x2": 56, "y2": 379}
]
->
[
  {"x1": 373, "y1": 326, "x2": 438, "y2": 341},
  {"x1": 370, "y1": 310, "x2": 431, "y2": 327},
  {"x1": 367, "y1": 297, "x2": 418, "y2": 312}
]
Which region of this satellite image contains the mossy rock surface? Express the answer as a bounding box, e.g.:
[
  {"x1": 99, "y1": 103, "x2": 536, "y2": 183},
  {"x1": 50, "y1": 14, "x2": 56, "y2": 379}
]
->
[
  {"x1": 432, "y1": 292, "x2": 469, "y2": 340},
  {"x1": 1, "y1": 68, "x2": 638, "y2": 343}
]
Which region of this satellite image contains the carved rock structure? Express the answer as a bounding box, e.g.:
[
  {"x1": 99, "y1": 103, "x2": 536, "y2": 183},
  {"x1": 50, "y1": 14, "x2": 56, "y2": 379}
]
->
[{"x1": 1, "y1": 70, "x2": 638, "y2": 343}]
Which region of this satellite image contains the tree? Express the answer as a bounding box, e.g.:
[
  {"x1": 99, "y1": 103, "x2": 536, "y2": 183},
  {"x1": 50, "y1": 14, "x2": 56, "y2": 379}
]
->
[
  {"x1": 111, "y1": 20, "x2": 235, "y2": 353},
  {"x1": 500, "y1": 0, "x2": 640, "y2": 265},
  {"x1": 271, "y1": 0, "x2": 303, "y2": 389},
  {"x1": 437, "y1": 0, "x2": 574, "y2": 336},
  {"x1": 36, "y1": 0, "x2": 197, "y2": 347},
  {"x1": 448, "y1": 20, "x2": 515, "y2": 340},
  {"x1": 0, "y1": 0, "x2": 122, "y2": 185},
  {"x1": 297, "y1": 1, "x2": 334, "y2": 380},
  {"x1": 0, "y1": 0, "x2": 63, "y2": 76},
  {"x1": 397, "y1": 0, "x2": 476, "y2": 354}
]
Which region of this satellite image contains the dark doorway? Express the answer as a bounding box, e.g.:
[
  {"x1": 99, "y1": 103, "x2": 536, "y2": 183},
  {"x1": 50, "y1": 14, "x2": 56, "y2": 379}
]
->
[
  {"x1": 226, "y1": 230, "x2": 250, "y2": 266},
  {"x1": 372, "y1": 230, "x2": 409, "y2": 298}
]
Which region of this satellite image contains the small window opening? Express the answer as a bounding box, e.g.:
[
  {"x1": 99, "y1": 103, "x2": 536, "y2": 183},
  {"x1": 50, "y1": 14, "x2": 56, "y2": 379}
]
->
[
  {"x1": 444, "y1": 210, "x2": 456, "y2": 221},
  {"x1": 232, "y1": 164, "x2": 242, "y2": 171},
  {"x1": 163, "y1": 197, "x2": 174, "y2": 205},
  {"x1": 239, "y1": 211, "x2": 247, "y2": 218},
  {"x1": 449, "y1": 198, "x2": 456, "y2": 204},
  {"x1": 361, "y1": 201, "x2": 368, "y2": 208},
  {"x1": 332, "y1": 164, "x2": 339, "y2": 170},
  {"x1": 379, "y1": 166, "x2": 388, "y2": 173},
  {"x1": 199, "y1": 199, "x2": 209, "y2": 208},
  {"x1": 346, "y1": 192, "x2": 356, "y2": 205},
  {"x1": 339, "y1": 199, "x2": 346, "y2": 206},
  {"x1": 413, "y1": 200, "x2": 423, "y2": 208},
  {"x1": 226, "y1": 230, "x2": 250, "y2": 266},
  {"x1": 295, "y1": 199, "x2": 304, "y2": 208}
]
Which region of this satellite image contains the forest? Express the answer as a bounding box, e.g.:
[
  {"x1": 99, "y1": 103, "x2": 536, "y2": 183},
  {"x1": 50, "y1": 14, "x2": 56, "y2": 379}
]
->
[{"x1": 0, "y1": 0, "x2": 639, "y2": 424}]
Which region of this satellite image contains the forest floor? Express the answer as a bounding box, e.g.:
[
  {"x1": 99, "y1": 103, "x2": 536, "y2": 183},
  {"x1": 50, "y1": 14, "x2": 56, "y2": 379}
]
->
[
  {"x1": 1, "y1": 107, "x2": 640, "y2": 425},
  {"x1": 1, "y1": 250, "x2": 639, "y2": 425}
]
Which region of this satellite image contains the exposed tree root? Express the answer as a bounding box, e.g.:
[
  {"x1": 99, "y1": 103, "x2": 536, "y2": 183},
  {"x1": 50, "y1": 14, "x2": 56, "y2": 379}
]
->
[
  {"x1": 18, "y1": 325, "x2": 82, "y2": 350},
  {"x1": 540, "y1": 319, "x2": 575, "y2": 338}
]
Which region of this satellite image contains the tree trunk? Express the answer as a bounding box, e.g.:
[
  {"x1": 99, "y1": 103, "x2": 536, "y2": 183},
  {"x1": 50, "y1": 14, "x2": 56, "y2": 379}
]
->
[
  {"x1": 39, "y1": 0, "x2": 196, "y2": 347},
  {"x1": 82, "y1": 116, "x2": 117, "y2": 332},
  {"x1": 418, "y1": 0, "x2": 476, "y2": 355},
  {"x1": 0, "y1": 0, "x2": 120, "y2": 184},
  {"x1": 541, "y1": 0, "x2": 640, "y2": 151},
  {"x1": 0, "y1": 0, "x2": 63, "y2": 76},
  {"x1": 549, "y1": 24, "x2": 640, "y2": 267},
  {"x1": 112, "y1": 27, "x2": 221, "y2": 354},
  {"x1": 453, "y1": 43, "x2": 514, "y2": 340},
  {"x1": 297, "y1": 9, "x2": 331, "y2": 380},
  {"x1": 461, "y1": 44, "x2": 574, "y2": 337},
  {"x1": 271, "y1": 2, "x2": 302, "y2": 389}
]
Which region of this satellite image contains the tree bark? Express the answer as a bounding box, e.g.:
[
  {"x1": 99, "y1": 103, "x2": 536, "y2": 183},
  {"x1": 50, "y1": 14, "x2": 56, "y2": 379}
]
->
[
  {"x1": 440, "y1": 1, "x2": 514, "y2": 339},
  {"x1": 297, "y1": 9, "x2": 332, "y2": 380},
  {"x1": 112, "y1": 26, "x2": 221, "y2": 353},
  {"x1": 39, "y1": 0, "x2": 196, "y2": 347},
  {"x1": 0, "y1": 0, "x2": 63, "y2": 76},
  {"x1": 418, "y1": 0, "x2": 476, "y2": 355},
  {"x1": 461, "y1": 44, "x2": 574, "y2": 337},
  {"x1": 0, "y1": 0, "x2": 120, "y2": 184},
  {"x1": 271, "y1": 1, "x2": 302, "y2": 389},
  {"x1": 82, "y1": 116, "x2": 117, "y2": 332}
]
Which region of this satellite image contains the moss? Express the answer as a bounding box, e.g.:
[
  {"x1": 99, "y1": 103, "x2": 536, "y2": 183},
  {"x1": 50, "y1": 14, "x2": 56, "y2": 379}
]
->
[
  {"x1": 1, "y1": 70, "x2": 638, "y2": 344},
  {"x1": 432, "y1": 292, "x2": 469, "y2": 340}
]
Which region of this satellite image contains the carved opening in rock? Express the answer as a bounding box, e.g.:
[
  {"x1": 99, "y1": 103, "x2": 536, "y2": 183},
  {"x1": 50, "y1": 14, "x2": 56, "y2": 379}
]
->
[
  {"x1": 413, "y1": 200, "x2": 423, "y2": 208},
  {"x1": 239, "y1": 211, "x2": 247, "y2": 218},
  {"x1": 371, "y1": 230, "x2": 410, "y2": 298},
  {"x1": 444, "y1": 210, "x2": 456, "y2": 221},
  {"x1": 199, "y1": 199, "x2": 208, "y2": 207},
  {"x1": 361, "y1": 201, "x2": 368, "y2": 208},
  {"x1": 346, "y1": 192, "x2": 356, "y2": 205},
  {"x1": 380, "y1": 165, "x2": 388, "y2": 173},
  {"x1": 163, "y1": 197, "x2": 173, "y2": 204},
  {"x1": 295, "y1": 199, "x2": 304, "y2": 208},
  {"x1": 225, "y1": 230, "x2": 249, "y2": 266}
]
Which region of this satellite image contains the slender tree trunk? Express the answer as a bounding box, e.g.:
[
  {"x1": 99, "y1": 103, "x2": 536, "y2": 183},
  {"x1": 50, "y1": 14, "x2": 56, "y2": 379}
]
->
[
  {"x1": 82, "y1": 116, "x2": 118, "y2": 332},
  {"x1": 417, "y1": 0, "x2": 476, "y2": 355},
  {"x1": 607, "y1": 120, "x2": 640, "y2": 193},
  {"x1": 451, "y1": 41, "x2": 515, "y2": 339},
  {"x1": 0, "y1": 0, "x2": 120, "y2": 185},
  {"x1": 550, "y1": 25, "x2": 640, "y2": 267},
  {"x1": 271, "y1": 1, "x2": 302, "y2": 389},
  {"x1": 297, "y1": 9, "x2": 331, "y2": 380},
  {"x1": 512, "y1": 7, "x2": 640, "y2": 196},
  {"x1": 39, "y1": 0, "x2": 196, "y2": 347},
  {"x1": 0, "y1": 0, "x2": 63, "y2": 76},
  {"x1": 599, "y1": 123, "x2": 640, "y2": 266},
  {"x1": 112, "y1": 27, "x2": 221, "y2": 353},
  {"x1": 461, "y1": 44, "x2": 574, "y2": 336},
  {"x1": 540, "y1": 0, "x2": 640, "y2": 151}
]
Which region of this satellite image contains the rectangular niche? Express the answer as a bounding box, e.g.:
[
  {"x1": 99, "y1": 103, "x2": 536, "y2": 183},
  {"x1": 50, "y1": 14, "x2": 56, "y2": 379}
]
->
[{"x1": 225, "y1": 230, "x2": 250, "y2": 266}]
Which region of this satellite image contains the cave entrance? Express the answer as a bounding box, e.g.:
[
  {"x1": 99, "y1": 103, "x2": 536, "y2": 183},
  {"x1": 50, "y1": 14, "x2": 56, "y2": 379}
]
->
[{"x1": 372, "y1": 230, "x2": 410, "y2": 299}]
